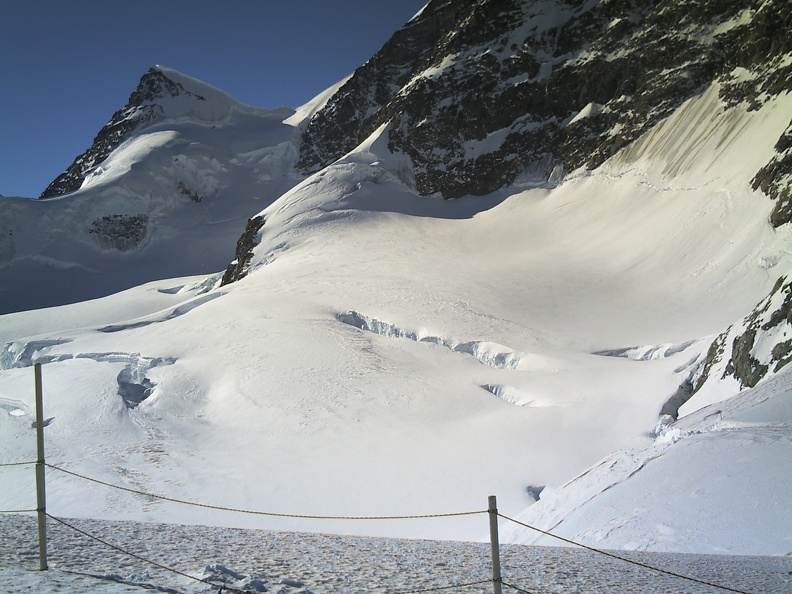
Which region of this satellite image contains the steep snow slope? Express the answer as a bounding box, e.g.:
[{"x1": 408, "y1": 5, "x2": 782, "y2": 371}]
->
[
  {"x1": 1, "y1": 72, "x2": 789, "y2": 551},
  {"x1": 501, "y1": 366, "x2": 792, "y2": 555},
  {"x1": 0, "y1": 67, "x2": 300, "y2": 314}
]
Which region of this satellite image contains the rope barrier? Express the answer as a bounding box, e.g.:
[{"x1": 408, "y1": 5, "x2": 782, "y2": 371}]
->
[
  {"x1": 46, "y1": 514, "x2": 252, "y2": 594},
  {"x1": 497, "y1": 513, "x2": 755, "y2": 594},
  {"x1": 0, "y1": 509, "x2": 37, "y2": 514},
  {"x1": 58, "y1": 567, "x2": 186, "y2": 593},
  {"x1": 390, "y1": 578, "x2": 492, "y2": 593},
  {"x1": 3, "y1": 459, "x2": 762, "y2": 593},
  {"x1": 46, "y1": 463, "x2": 486, "y2": 521},
  {"x1": 0, "y1": 500, "x2": 765, "y2": 594},
  {"x1": 501, "y1": 581, "x2": 536, "y2": 594},
  {"x1": 46, "y1": 513, "x2": 491, "y2": 594}
]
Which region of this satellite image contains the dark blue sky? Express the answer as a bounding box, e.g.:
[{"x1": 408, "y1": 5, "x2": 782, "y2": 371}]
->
[{"x1": 0, "y1": 0, "x2": 427, "y2": 198}]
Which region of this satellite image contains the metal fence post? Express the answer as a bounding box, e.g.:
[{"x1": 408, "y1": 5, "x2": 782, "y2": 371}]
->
[
  {"x1": 34, "y1": 363, "x2": 48, "y2": 571},
  {"x1": 488, "y1": 495, "x2": 502, "y2": 594}
]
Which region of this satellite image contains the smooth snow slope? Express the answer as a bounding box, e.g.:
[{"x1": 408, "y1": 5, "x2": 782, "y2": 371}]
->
[
  {"x1": 0, "y1": 80, "x2": 790, "y2": 551},
  {"x1": 501, "y1": 366, "x2": 792, "y2": 555}
]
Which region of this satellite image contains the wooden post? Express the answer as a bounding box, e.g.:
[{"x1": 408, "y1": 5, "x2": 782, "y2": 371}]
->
[
  {"x1": 34, "y1": 363, "x2": 48, "y2": 571},
  {"x1": 488, "y1": 495, "x2": 502, "y2": 594}
]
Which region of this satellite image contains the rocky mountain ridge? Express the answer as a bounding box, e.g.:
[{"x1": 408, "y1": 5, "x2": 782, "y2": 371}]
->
[
  {"x1": 297, "y1": 0, "x2": 791, "y2": 223},
  {"x1": 291, "y1": 0, "x2": 792, "y2": 396}
]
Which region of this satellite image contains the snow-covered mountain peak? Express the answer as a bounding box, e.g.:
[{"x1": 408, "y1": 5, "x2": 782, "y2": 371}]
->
[
  {"x1": 1, "y1": 68, "x2": 300, "y2": 314},
  {"x1": 137, "y1": 65, "x2": 271, "y2": 122},
  {"x1": 39, "y1": 66, "x2": 290, "y2": 200},
  {"x1": 128, "y1": 66, "x2": 210, "y2": 106}
]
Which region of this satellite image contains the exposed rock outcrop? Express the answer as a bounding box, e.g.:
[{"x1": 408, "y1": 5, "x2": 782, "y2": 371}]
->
[
  {"x1": 220, "y1": 215, "x2": 266, "y2": 286},
  {"x1": 752, "y1": 119, "x2": 792, "y2": 227},
  {"x1": 694, "y1": 276, "x2": 792, "y2": 392},
  {"x1": 88, "y1": 213, "x2": 149, "y2": 251}
]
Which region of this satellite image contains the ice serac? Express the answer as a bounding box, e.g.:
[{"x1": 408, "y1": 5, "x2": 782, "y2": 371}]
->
[
  {"x1": 298, "y1": 0, "x2": 792, "y2": 214},
  {"x1": 39, "y1": 66, "x2": 240, "y2": 199}
]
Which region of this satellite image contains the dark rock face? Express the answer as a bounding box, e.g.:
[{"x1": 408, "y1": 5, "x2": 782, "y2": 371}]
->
[
  {"x1": 220, "y1": 215, "x2": 266, "y2": 286},
  {"x1": 695, "y1": 276, "x2": 792, "y2": 392},
  {"x1": 39, "y1": 68, "x2": 205, "y2": 199},
  {"x1": 88, "y1": 214, "x2": 149, "y2": 251},
  {"x1": 298, "y1": 0, "x2": 792, "y2": 215},
  {"x1": 297, "y1": 1, "x2": 462, "y2": 172},
  {"x1": 752, "y1": 119, "x2": 792, "y2": 227}
]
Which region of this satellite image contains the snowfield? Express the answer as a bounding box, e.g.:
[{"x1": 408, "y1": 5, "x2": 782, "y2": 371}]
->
[{"x1": 1, "y1": 59, "x2": 791, "y2": 594}]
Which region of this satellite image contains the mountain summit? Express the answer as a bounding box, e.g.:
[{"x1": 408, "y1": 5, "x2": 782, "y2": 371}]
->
[
  {"x1": 1, "y1": 67, "x2": 298, "y2": 313},
  {"x1": 40, "y1": 67, "x2": 253, "y2": 199}
]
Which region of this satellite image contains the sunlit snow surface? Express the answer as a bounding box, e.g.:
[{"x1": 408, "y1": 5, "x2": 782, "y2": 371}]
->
[
  {"x1": 1, "y1": 79, "x2": 791, "y2": 559},
  {"x1": 501, "y1": 367, "x2": 792, "y2": 555}
]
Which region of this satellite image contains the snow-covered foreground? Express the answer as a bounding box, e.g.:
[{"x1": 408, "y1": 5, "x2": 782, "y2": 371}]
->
[
  {"x1": 2, "y1": 514, "x2": 791, "y2": 594},
  {"x1": 1, "y1": 71, "x2": 791, "y2": 557}
]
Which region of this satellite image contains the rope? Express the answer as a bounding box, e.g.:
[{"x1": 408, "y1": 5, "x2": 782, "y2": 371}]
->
[
  {"x1": 33, "y1": 463, "x2": 754, "y2": 594},
  {"x1": 46, "y1": 463, "x2": 486, "y2": 521},
  {"x1": 390, "y1": 578, "x2": 492, "y2": 593},
  {"x1": 58, "y1": 567, "x2": 186, "y2": 593},
  {"x1": 0, "y1": 460, "x2": 37, "y2": 467},
  {"x1": 0, "y1": 509, "x2": 37, "y2": 514},
  {"x1": 46, "y1": 514, "x2": 251, "y2": 594},
  {"x1": 497, "y1": 514, "x2": 755, "y2": 594},
  {"x1": 501, "y1": 581, "x2": 537, "y2": 594},
  {"x1": 47, "y1": 513, "x2": 489, "y2": 594}
]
